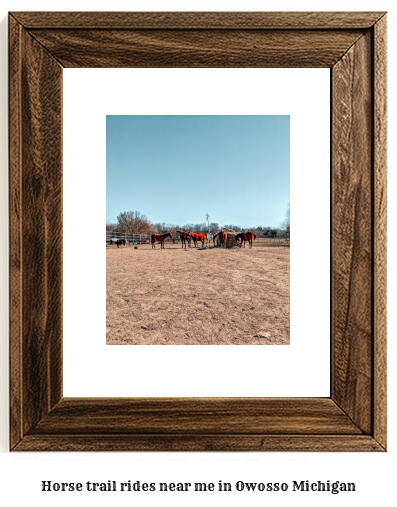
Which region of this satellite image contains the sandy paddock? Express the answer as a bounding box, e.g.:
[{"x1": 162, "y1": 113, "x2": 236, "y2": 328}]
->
[{"x1": 106, "y1": 244, "x2": 290, "y2": 345}]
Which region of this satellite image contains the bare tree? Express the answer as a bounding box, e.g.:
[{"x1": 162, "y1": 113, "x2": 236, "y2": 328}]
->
[
  {"x1": 153, "y1": 222, "x2": 178, "y2": 234},
  {"x1": 222, "y1": 224, "x2": 242, "y2": 232},
  {"x1": 116, "y1": 211, "x2": 152, "y2": 234},
  {"x1": 106, "y1": 221, "x2": 119, "y2": 233},
  {"x1": 153, "y1": 222, "x2": 166, "y2": 234},
  {"x1": 108, "y1": 214, "x2": 285, "y2": 237},
  {"x1": 280, "y1": 203, "x2": 290, "y2": 233},
  {"x1": 194, "y1": 222, "x2": 207, "y2": 233}
]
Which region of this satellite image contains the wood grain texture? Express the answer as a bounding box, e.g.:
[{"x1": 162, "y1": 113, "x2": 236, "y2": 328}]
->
[
  {"x1": 332, "y1": 32, "x2": 373, "y2": 434},
  {"x1": 32, "y1": 398, "x2": 362, "y2": 435},
  {"x1": 11, "y1": 11, "x2": 386, "y2": 29},
  {"x1": 21, "y1": 28, "x2": 64, "y2": 433},
  {"x1": 8, "y1": 11, "x2": 387, "y2": 452},
  {"x1": 9, "y1": 15, "x2": 23, "y2": 450},
  {"x1": 27, "y1": 29, "x2": 363, "y2": 68},
  {"x1": 14, "y1": 435, "x2": 383, "y2": 452},
  {"x1": 373, "y1": 14, "x2": 387, "y2": 450},
  {"x1": 9, "y1": 18, "x2": 63, "y2": 447}
]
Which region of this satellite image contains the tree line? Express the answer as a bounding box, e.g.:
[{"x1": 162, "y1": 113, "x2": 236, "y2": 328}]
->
[{"x1": 107, "y1": 205, "x2": 290, "y2": 237}]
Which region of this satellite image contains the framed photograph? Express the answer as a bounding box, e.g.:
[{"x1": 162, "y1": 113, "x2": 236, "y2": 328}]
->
[
  {"x1": 9, "y1": 11, "x2": 386, "y2": 451},
  {"x1": 104, "y1": 114, "x2": 291, "y2": 347}
]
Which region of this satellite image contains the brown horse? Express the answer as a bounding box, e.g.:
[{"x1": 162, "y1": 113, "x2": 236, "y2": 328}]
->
[
  {"x1": 235, "y1": 231, "x2": 257, "y2": 248},
  {"x1": 151, "y1": 232, "x2": 172, "y2": 249},
  {"x1": 189, "y1": 231, "x2": 205, "y2": 248},
  {"x1": 218, "y1": 229, "x2": 228, "y2": 248},
  {"x1": 177, "y1": 231, "x2": 191, "y2": 249}
]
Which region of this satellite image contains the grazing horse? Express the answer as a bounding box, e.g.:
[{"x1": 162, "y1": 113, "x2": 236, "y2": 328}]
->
[
  {"x1": 177, "y1": 231, "x2": 191, "y2": 249},
  {"x1": 189, "y1": 231, "x2": 205, "y2": 248},
  {"x1": 110, "y1": 238, "x2": 126, "y2": 248},
  {"x1": 151, "y1": 232, "x2": 172, "y2": 249},
  {"x1": 235, "y1": 231, "x2": 257, "y2": 248},
  {"x1": 218, "y1": 229, "x2": 228, "y2": 248}
]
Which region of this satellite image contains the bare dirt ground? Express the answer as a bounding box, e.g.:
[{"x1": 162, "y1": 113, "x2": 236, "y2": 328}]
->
[{"x1": 106, "y1": 244, "x2": 290, "y2": 345}]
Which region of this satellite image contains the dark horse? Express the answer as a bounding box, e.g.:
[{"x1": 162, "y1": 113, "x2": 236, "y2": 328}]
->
[
  {"x1": 151, "y1": 232, "x2": 172, "y2": 249},
  {"x1": 177, "y1": 231, "x2": 191, "y2": 249},
  {"x1": 235, "y1": 231, "x2": 257, "y2": 248},
  {"x1": 110, "y1": 238, "x2": 126, "y2": 248}
]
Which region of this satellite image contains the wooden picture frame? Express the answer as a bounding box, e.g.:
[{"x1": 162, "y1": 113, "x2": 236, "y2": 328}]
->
[{"x1": 9, "y1": 11, "x2": 387, "y2": 451}]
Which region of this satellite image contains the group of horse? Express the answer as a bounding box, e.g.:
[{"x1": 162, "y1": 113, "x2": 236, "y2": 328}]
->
[
  {"x1": 109, "y1": 230, "x2": 257, "y2": 249},
  {"x1": 151, "y1": 230, "x2": 257, "y2": 249},
  {"x1": 213, "y1": 230, "x2": 257, "y2": 249},
  {"x1": 151, "y1": 230, "x2": 218, "y2": 249},
  {"x1": 177, "y1": 231, "x2": 206, "y2": 249},
  {"x1": 149, "y1": 231, "x2": 203, "y2": 249}
]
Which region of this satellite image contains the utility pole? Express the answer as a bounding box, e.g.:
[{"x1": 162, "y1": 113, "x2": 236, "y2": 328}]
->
[{"x1": 206, "y1": 213, "x2": 210, "y2": 232}]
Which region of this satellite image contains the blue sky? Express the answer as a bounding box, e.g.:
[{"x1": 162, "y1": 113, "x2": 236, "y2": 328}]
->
[{"x1": 106, "y1": 115, "x2": 289, "y2": 228}]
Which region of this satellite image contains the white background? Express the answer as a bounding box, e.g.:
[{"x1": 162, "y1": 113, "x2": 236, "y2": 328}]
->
[
  {"x1": 63, "y1": 68, "x2": 330, "y2": 397},
  {"x1": 0, "y1": 1, "x2": 395, "y2": 507}
]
